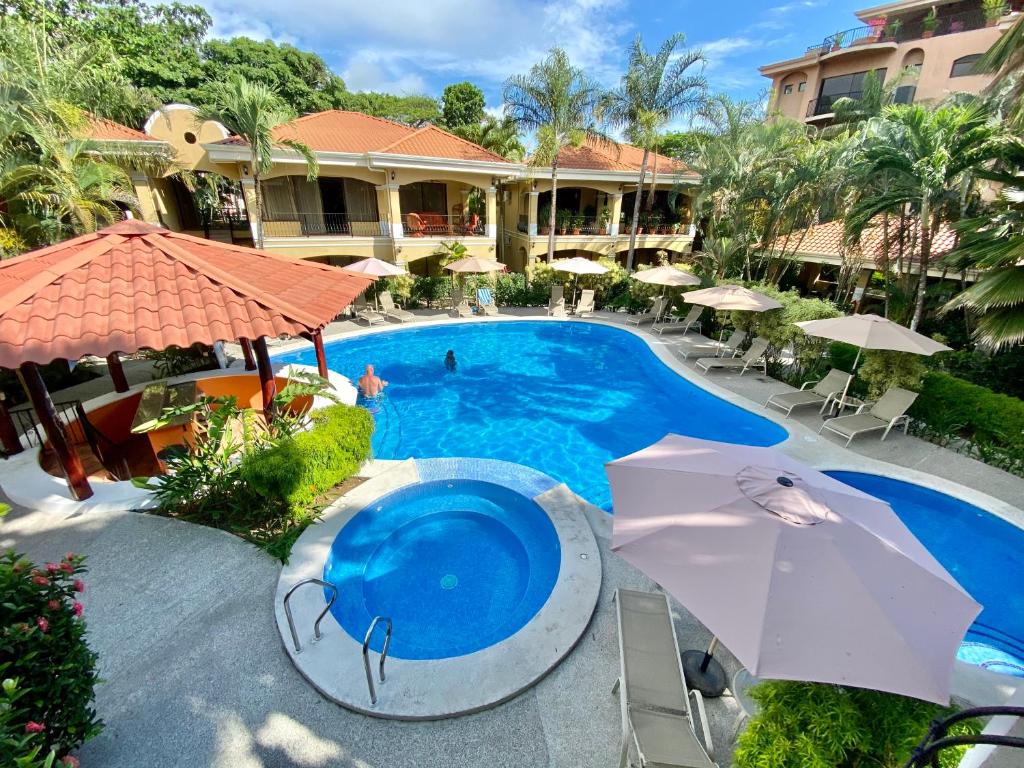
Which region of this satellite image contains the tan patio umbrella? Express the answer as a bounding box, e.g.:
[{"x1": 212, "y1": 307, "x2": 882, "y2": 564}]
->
[
  {"x1": 795, "y1": 314, "x2": 951, "y2": 408},
  {"x1": 444, "y1": 256, "x2": 508, "y2": 274},
  {"x1": 683, "y1": 284, "x2": 782, "y2": 312},
  {"x1": 341, "y1": 257, "x2": 407, "y2": 309},
  {"x1": 631, "y1": 265, "x2": 701, "y2": 288},
  {"x1": 606, "y1": 434, "x2": 980, "y2": 704},
  {"x1": 553, "y1": 256, "x2": 609, "y2": 306}
]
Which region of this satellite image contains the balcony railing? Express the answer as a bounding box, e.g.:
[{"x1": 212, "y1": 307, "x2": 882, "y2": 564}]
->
[
  {"x1": 404, "y1": 212, "x2": 486, "y2": 237},
  {"x1": 806, "y1": 8, "x2": 994, "y2": 55},
  {"x1": 262, "y1": 211, "x2": 383, "y2": 238}
]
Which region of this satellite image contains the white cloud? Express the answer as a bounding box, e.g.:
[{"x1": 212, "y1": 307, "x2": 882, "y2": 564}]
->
[{"x1": 342, "y1": 54, "x2": 427, "y2": 94}]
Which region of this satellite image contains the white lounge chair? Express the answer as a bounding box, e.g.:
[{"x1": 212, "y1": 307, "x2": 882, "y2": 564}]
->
[
  {"x1": 574, "y1": 289, "x2": 596, "y2": 317},
  {"x1": 548, "y1": 285, "x2": 567, "y2": 317},
  {"x1": 477, "y1": 287, "x2": 499, "y2": 317},
  {"x1": 819, "y1": 387, "x2": 918, "y2": 446},
  {"x1": 653, "y1": 305, "x2": 702, "y2": 336},
  {"x1": 379, "y1": 291, "x2": 414, "y2": 323},
  {"x1": 613, "y1": 589, "x2": 716, "y2": 768},
  {"x1": 695, "y1": 337, "x2": 769, "y2": 376},
  {"x1": 450, "y1": 288, "x2": 473, "y2": 318},
  {"x1": 626, "y1": 296, "x2": 667, "y2": 326},
  {"x1": 714, "y1": 329, "x2": 748, "y2": 358},
  {"x1": 353, "y1": 295, "x2": 386, "y2": 326},
  {"x1": 764, "y1": 368, "x2": 853, "y2": 417}
]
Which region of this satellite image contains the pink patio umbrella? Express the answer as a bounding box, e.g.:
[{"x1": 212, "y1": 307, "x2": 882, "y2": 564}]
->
[
  {"x1": 605, "y1": 434, "x2": 980, "y2": 704},
  {"x1": 341, "y1": 256, "x2": 408, "y2": 308},
  {"x1": 682, "y1": 284, "x2": 782, "y2": 312}
]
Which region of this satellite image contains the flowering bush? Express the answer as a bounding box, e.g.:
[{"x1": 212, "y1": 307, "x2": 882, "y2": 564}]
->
[{"x1": 0, "y1": 551, "x2": 101, "y2": 766}]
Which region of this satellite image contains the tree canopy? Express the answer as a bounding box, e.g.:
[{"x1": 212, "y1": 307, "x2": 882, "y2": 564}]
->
[{"x1": 441, "y1": 81, "x2": 486, "y2": 129}]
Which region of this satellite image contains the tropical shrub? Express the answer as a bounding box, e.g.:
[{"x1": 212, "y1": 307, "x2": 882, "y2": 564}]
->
[
  {"x1": 734, "y1": 681, "x2": 978, "y2": 768},
  {"x1": 0, "y1": 551, "x2": 101, "y2": 766},
  {"x1": 144, "y1": 343, "x2": 218, "y2": 378},
  {"x1": 910, "y1": 372, "x2": 1024, "y2": 475},
  {"x1": 409, "y1": 276, "x2": 452, "y2": 309},
  {"x1": 858, "y1": 350, "x2": 927, "y2": 399},
  {"x1": 628, "y1": 263, "x2": 700, "y2": 310}
]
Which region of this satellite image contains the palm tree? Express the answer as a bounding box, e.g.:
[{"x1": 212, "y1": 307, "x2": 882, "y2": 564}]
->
[
  {"x1": 599, "y1": 34, "x2": 706, "y2": 271},
  {"x1": 977, "y1": 13, "x2": 1024, "y2": 122},
  {"x1": 451, "y1": 116, "x2": 526, "y2": 161},
  {"x1": 847, "y1": 102, "x2": 1007, "y2": 330},
  {"x1": 503, "y1": 49, "x2": 601, "y2": 263},
  {"x1": 197, "y1": 75, "x2": 318, "y2": 249}
]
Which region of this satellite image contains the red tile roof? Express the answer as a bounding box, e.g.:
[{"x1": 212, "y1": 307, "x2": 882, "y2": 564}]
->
[
  {"x1": 0, "y1": 220, "x2": 376, "y2": 368},
  {"x1": 215, "y1": 110, "x2": 512, "y2": 163},
  {"x1": 552, "y1": 137, "x2": 697, "y2": 176},
  {"x1": 772, "y1": 216, "x2": 958, "y2": 266},
  {"x1": 83, "y1": 115, "x2": 163, "y2": 143}
]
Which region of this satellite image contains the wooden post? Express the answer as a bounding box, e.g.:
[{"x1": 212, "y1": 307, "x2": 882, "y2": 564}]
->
[
  {"x1": 253, "y1": 337, "x2": 277, "y2": 423},
  {"x1": 106, "y1": 352, "x2": 129, "y2": 393},
  {"x1": 0, "y1": 393, "x2": 23, "y2": 455},
  {"x1": 239, "y1": 338, "x2": 257, "y2": 371},
  {"x1": 19, "y1": 362, "x2": 93, "y2": 500},
  {"x1": 312, "y1": 330, "x2": 329, "y2": 379}
]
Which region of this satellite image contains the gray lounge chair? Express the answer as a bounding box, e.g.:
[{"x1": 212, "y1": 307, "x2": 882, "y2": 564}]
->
[
  {"x1": 548, "y1": 285, "x2": 567, "y2": 317},
  {"x1": 626, "y1": 296, "x2": 667, "y2": 326},
  {"x1": 379, "y1": 291, "x2": 414, "y2": 323},
  {"x1": 764, "y1": 368, "x2": 853, "y2": 417},
  {"x1": 353, "y1": 295, "x2": 386, "y2": 326},
  {"x1": 653, "y1": 305, "x2": 702, "y2": 336},
  {"x1": 613, "y1": 589, "x2": 716, "y2": 768},
  {"x1": 714, "y1": 329, "x2": 748, "y2": 358},
  {"x1": 819, "y1": 387, "x2": 918, "y2": 446},
  {"x1": 695, "y1": 337, "x2": 769, "y2": 376},
  {"x1": 450, "y1": 288, "x2": 473, "y2": 318},
  {"x1": 575, "y1": 289, "x2": 596, "y2": 317}
]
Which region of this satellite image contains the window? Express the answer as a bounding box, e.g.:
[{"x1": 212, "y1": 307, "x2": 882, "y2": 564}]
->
[
  {"x1": 893, "y1": 85, "x2": 916, "y2": 105},
  {"x1": 783, "y1": 84, "x2": 793, "y2": 95},
  {"x1": 815, "y1": 68, "x2": 887, "y2": 114},
  {"x1": 798, "y1": 81, "x2": 807, "y2": 92},
  {"x1": 950, "y1": 54, "x2": 982, "y2": 78}
]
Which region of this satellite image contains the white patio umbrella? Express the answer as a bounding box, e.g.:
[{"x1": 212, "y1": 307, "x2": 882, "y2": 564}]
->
[
  {"x1": 631, "y1": 265, "x2": 701, "y2": 288},
  {"x1": 341, "y1": 257, "x2": 407, "y2": 309},
  {"x1": 795, "y1": 314, "x2": 951, "y2": 408},
  {"x1": 444, "y1": 256, "x2": 508, "y2": 274},
  {"x1": 683, "y1": 284, "x2": 782, "y2": 312},
  {"x1": 606, "y1": 434, "x2": 981, "y2": 705},
  {"x1": 552, "y1": 256, "x2": 608, "y2": 306}
]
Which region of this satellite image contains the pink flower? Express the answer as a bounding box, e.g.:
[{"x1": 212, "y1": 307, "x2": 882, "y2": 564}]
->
[
  {"x1": 47, "y1": 600, "x2": 61, "y2": 611},
  {"x1": 60, "y1": 562, "x2": 74, "y2": 574},
  {"x1": 46, "y1": 562, "x2": 59, "y2": 573},
  {"x1": 73, "y1": 579, "x2": 85, "y2": 593},
  {"x1": 25, "y1": 721, "x2": 45, "y2": 733},
  {"x1": 64, "y1": 552, "x2": 76, "y2": 561},
  {"x1": 73, "y1": 602, "x2": 84, "y2": 618},
  {"x1": 62, "y1": 757, "x2": 79, "y2": 768},
  {"x1": 32, "y1": 575, "x2": 49, "y2": 587},
  {"x1": 36, "y1": 617, "x2": 49, "y2": 633}
]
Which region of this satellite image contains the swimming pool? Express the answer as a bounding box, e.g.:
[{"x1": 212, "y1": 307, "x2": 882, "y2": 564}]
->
[
  {"x1": 825, "y1": 471, "x2": 1024, "y2": 677},
  {"x1": 324, "y1": 478, "x2": 561, "y2": 659},
  {"x1": 277, "y1": 321, "x2": 788, "y2": 509}
]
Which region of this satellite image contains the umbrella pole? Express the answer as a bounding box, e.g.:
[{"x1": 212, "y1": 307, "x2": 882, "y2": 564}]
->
[
  {"x1": 832, "y1": 347, "x2": 862, "y2": 417},
  {"x1": 681, "y1": 636, "x2": 726, "y2": 698}
]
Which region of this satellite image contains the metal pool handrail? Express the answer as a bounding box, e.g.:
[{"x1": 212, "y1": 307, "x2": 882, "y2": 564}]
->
[
  {"x1": 363, "y1": 616, "x2": 393, "y2": 706},
  {"x1": 283, "y1": 578, "x2": 337, "y2": 653}
]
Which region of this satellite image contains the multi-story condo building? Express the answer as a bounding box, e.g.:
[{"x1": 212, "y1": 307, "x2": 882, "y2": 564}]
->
[
  {"x1": 760, "y1": 0, "x2": 1021, "y2": 125},
  {"x1": 87, "y1": 106, "x2": 699, "y2": 273}
]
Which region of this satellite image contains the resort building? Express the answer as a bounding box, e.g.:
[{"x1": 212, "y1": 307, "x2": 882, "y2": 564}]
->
[
  {"x1": 760, "y1": 0, "x2": 1022, "y2": 125},
  {"x1": 98, "y1": 107, "x2": 700, "y2": 272}
]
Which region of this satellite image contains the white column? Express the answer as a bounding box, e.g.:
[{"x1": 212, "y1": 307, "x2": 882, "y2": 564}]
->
[
  {"x1": 485, "y1": 186, "x2": 497, "y2": 239},
  {"x1": 528, "y1": 191, "x2": 539, "y2": 237},
  {"x1": 609, "y1": 192, "x2": 623, "y2": 237},
  {"x1": 376, "y1": 183, "x2": 403, "y2": 239},
  {"x1": 240, "y1": 178, "x2": 260, "y2": 243}
]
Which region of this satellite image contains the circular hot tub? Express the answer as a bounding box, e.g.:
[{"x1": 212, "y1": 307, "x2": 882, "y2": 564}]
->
[{"x1": 275, "y1": 458, "x2": 601, "y2": 719}]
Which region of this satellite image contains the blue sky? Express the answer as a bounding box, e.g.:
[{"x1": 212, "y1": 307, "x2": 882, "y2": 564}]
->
[{"x1": 202, "y1": 0, "x2": 868, "y2": 122}]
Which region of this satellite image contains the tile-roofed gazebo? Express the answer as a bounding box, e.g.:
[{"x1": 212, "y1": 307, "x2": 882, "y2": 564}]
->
[
  {"x1": 0, "y1": 220, "x2": 375, "y2": 500},
  {"x1": 549, "y1": 137, "x2": 698, "y2": 177}
]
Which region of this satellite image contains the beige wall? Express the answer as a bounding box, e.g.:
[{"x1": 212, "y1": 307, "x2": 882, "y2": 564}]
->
[{"x1": 144, "y1": 105, "x2": 230, "y2": 175}]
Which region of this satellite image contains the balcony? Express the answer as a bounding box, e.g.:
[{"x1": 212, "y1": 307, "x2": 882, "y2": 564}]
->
[
  {"x1": 263, "y1": 211, "x2": 384, "y2": 238},
  {"x1": 805, "y1": 8, "x2": 994, "y2": 56},
  {"x1": 403, "y1": 212, "x2": 486, "y2": 238}
]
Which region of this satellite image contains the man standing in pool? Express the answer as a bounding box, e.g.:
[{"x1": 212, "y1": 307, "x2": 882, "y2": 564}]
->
[
  {"x1": 358, "y1": 364, "x2": 388, "y2": 398},
  {"x1": 444, "y1": 350, "x2": 457, "y2": 372}
]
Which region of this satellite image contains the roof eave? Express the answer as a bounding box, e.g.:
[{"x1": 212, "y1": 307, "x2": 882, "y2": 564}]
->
[
  {"x1": 366, "y1": 152, "x2": 522, "y2": 176},
  {"x1": 524, "y1": 166, "x2": 700, "y2": 184}
]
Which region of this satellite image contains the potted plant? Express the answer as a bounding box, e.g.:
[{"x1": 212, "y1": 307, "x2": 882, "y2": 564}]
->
[
  {"x1": 830, "y1": 30, "x2": 847, "y2": 51},
  {"x1": 557, "y1": 209, "x2": 570, "y2": 235},
  {"x1": 598, "y1": 207, "x2": 611, "y2": 235},
  {"x1": 539, "y1": 204, "x2": 551, "y2": 235},
  {"x1": 570, "y1": 214, "x2": 582, "y2": 235},
  {"x1": 883, "y1": 17, "x2": 902, "y2": 40},
  {"x1": 983, "y1": 0, "x2": 1007, "y2": 25},
  {"x1": 921, "y1": 7, "x2": 938, "y2": 37}
]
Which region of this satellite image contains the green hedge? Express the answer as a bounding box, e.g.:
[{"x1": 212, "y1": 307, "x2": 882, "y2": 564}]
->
[
  {"x1": 911, "y1": 371, "x2": 1024, "y2": 475},
  {"x1": 240, "y1": 404, "x2": 374, "y2": 512}
]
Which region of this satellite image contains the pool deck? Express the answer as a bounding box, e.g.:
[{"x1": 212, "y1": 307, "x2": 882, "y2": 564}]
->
[{"x1": 2, "y1": 307, "x2": 1023, "y2": 766}]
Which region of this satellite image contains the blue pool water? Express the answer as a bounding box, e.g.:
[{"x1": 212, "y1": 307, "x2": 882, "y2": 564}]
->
[
  {"x1": 825, "y1": 471, "x2": 1024, "y2": 677},
  {"x1": 324, "y1": 479, "x2": 560, "y2": 659},
  {"x1": 278, "y1": 321, "x2": 788, "y2": 509}
]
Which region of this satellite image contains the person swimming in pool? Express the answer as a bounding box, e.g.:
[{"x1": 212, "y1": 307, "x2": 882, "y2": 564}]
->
[
  {"x1": 358, "y1": 364, "x2": 388, "y2": 398},
  {"x1": 444, "y1": 350, "x2": 457, "y2": 372}
]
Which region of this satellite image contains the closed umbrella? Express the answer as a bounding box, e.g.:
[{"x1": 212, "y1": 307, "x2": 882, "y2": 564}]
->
[
  {"x1": 683, "y1": 285, "x2": 782, "y2": 312},
  {"x1": 342, "y1": 257, "x2": 408, "y2": 309},
  {"x1": 606, "y1": 434, "x2": 980, "y2": 705},
  {"x1": 553, "y1": 256, "x2": 609, "y2": 306},
  {"x1": 795, "y1": 314, "x2": 951, "y2": 410}
]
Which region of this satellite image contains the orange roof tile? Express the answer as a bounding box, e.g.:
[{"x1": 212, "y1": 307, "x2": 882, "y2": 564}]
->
[
  {"x1": 550, "y1": 137, "x2": 696, "y2": 175},
  {"x1": 0, "y1": 220, "x2": 375, "y2": 368},
  {"x1": 83, "y1": 115, "x2": 163, "y2": 143},
  {"x1": 215, "y1": 110, "x2": 512, "y2": 163},
  {"x1": 773, "y1": 216, "x2": 958, "y2": 267}
]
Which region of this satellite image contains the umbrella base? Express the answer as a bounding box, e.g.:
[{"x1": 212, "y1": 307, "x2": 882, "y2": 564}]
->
[{"x1": 681, "y1": 650, "x2": 727, "y2": 698}]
